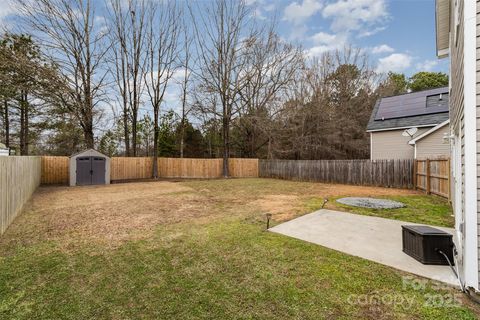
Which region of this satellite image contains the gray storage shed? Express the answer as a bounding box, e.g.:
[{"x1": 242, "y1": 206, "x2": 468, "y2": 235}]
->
[{"x1": 69, "y1": 149, "x2": 111, "y2": 186}]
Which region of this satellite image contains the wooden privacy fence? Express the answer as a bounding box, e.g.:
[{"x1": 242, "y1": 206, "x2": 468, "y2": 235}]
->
[
  {"x1": 110, "y1": 157, "x2": 153, "y2": 180},
  {"x1": 414, "y1": 158, "x2": 450, "y2": 199},
  {"x1": 259, "y1": 159, "x2": 415, "y2": 189},
  {"x1": 41, "y1": 156, "x2": 259, "y2": 184},
  {"x1": 0, "y1": 156, "x2": 41, "y2": 234},
  {"x1": 41, "y1": 156, "x2": 69, "y2": 184}
]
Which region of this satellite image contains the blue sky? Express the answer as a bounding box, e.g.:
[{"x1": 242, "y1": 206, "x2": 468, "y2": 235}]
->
[
  {"x1": 0, "y1": 0, "x2": 449, "y2": 122},
  {"x1": 251, "y1": 0, "x2": 449, "y2": 75},
  {"x1": 0, "y1": 0, "x2": 448, "y2": 76}
]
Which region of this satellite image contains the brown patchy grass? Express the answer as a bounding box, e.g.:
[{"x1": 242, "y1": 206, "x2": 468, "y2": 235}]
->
[
  {"x1": 1, "y1": 178, "x2": 423, "y2": 252},
  {"x1": 229, "y1": 178, "x2": 420, "y2": 222},
  {"x1": 1, "y1": 182, "x2": 212, "y2": 250}
]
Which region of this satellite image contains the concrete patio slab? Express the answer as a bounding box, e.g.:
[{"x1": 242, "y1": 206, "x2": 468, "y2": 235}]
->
[{"x1": 270, "y1": 209, "x2": 459, "y2": 287}]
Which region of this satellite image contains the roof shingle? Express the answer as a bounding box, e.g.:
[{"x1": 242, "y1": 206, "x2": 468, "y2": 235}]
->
[{"x1": 367, "y1": 87, "x2": 449, "y2": 131}]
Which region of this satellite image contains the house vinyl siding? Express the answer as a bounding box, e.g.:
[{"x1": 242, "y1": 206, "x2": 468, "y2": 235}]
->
[
  {"x1": 451, "y1": 0, "x2": 464, "y2": 128},
  {"x1": 449, "y1": 0, "x2": 467, "y2": 284},
  {"x1": 370, "y1": 128, "x2": 429, "y2": 160},
  {"x1": 453, "y1": 0, "x2": 480, "y2": 290},
  {"x1": 476, "y1": 0, "x2": 480, "y2": 288},
  {"x1": 438, "y1": 0, "x2": 480, "y2": 292},
  {"x1": 415, "y1": 126, "x2": 450, "y2": 159}
]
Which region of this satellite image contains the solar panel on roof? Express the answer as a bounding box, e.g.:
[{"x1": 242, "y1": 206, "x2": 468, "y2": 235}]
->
[{"x1": 374, "y1": 87, "x2": 449, "y2": 121}]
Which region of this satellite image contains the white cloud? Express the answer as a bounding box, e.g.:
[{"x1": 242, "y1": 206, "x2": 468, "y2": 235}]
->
[
  {"x1": 376, "y1": 53, "x2": 412, "y2": 73},
  {"x1": 307, "y1": 45, "x2": 334, "y2": 57},
  {"x1": 246, "y1": 1, "x2": 273, "y2": 20},
  {"x1": 283, "y1": 0, "x2": 323, "y2": 25},
  {"x1": 287, "y1": 24, "x2": 309, "y2": 40},
  {"x1": 371, "y1": 44, "x2": 394, "y2": 54},
  {"x1": 415, "y1": 59, "x2": 439, "y2": 71},
  {"x1": 171, "y1": 69, "x2": 190, "y2": 83},
  {"x1": 307, "y1": 31, "x2": 347, "y2": 56},
  {"x1": 253, "y1": 8, "x2": 267, "y2": 20},
  {"x1": 264, "y1": 4, "x2": 275, "y2": 11},
  {"x1": 358, "y1": 26, "x2": 386, "y2": 38},
  {"x1": 302, "y1": 0, "x2": 389, "y2": 57},
  {"x1": 322, "y1": 0, "x2": 388, "y2": 33},
  {"x1": 0, "y1": 0, "x2": 21, "y2": 27},
  {"x1": 311, "y1": 31, "x2": 336, "y2": 44},
  {"x1": 246, "y1": 0, "x2": 274, "y2": 12}
]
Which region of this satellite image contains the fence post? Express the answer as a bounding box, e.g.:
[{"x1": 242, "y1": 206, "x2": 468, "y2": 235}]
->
[
  {"x1": 426, "y1": 159, "x2": 431, "y2": 195},
  {"x1": 447, "y1": 158, "x2": 451, "y2": 201},
  {"x1": 413, "y1": 160, "x2": 417, "y2": 190}
]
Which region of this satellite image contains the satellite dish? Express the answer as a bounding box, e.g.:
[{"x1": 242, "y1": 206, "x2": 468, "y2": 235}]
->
[{"x1": 402, "y1": 127, "x2": 418, "y2": 137}]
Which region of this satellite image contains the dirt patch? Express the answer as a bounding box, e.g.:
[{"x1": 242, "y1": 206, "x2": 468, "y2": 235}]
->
[
  {"x1": 251, "y1": 184, "x2": 418, "y2": 222},
  {"x1": 0, "y1": 182, "x2": 212, "y2": 250},
  {"x1": 31, "y1": 181, "x2": 193, "y2": 210},
  {"x1": 0, "y1": 179, "x2": 422, "y2": 252},
  {"x1": 307, "y1": 184, "x2": 419, "y2": 198},
  {"x1": 253, "y1": 194, "x2": 302, "y2": 221}
]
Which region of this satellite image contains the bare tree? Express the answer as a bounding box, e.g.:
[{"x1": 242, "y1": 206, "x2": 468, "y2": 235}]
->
[
  {"x1": 234, "y1": 28, "x2": 303, "y2": 157},
  {"x1": 268, "y1": 46, "x2": 377, "y2": 160},
  {"x1": 109, "y1": 0, "x2": 130, "y2": 156},
  {"x1": 18, "y1": 0, "x2": 110, "y2": 148},
  {"x1": 179, "y1": 21, "x2": 193, "y2": 158},
  {"x1": 109, "y1": 0, "x2": 148, "y2": 156},
  {"x1": 191, "y1": 0, "x2": 254, "y2": 177},
  {"x1": 144, "y1": 2, "x2": 179, "y2": 178}
]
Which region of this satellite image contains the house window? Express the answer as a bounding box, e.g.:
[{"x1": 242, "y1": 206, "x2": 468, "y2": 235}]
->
[{"x1": 426, "y1": 93, "x2": 449, "y2": 108}]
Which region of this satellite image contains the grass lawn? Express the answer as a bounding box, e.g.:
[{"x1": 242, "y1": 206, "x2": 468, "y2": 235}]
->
[
  {"x1": 0, "y1": 178, "x2": 476, "y2": 319},
  {"x1": 313, "y1": 194, "x2": 454, "y2": 228}
]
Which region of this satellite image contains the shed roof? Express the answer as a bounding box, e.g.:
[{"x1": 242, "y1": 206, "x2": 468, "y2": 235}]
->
[
  {"x1": 70, "y1": 148, "x2": 110, "y2": 159},
  {"x1": 367, "y1": 87, "x2": 449, "y2": 132}
]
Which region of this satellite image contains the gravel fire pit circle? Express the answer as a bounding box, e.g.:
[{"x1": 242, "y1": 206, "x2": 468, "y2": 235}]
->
[{"x1": 336, "y1": 197, "x2": 405, "y2": 209}]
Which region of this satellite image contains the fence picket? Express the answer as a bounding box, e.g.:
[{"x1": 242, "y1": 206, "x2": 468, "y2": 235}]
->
[
  {"x1": 414, "y1": 158, "x2": 450, "y2": 198},
  {"x1": 0, "y1": 157, "x2": 41, "y2": 235},
  {"x1": 40, "y1": 156, "x2": 259, "y2": 183},
  {"x1": 258, "y1": 159, "x2": 415, "y2": 189}
]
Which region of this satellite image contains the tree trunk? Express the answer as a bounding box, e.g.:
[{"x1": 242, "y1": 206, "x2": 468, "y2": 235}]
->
[
  {"x1": 20, "y1": 98, "x2": 25, "y2": 155},
  {"x1": 267, "y1": 137, "x2": 272, "y2": 160},
  {"x1": 180, "y1": 119, "x2": 185, "y2": 158},
  {"x1": 24, "y1": 93, "x2": 29, "y2": 155},
  {"x1": 84, "y1": 124, "x2": 94, "y2": 149},
  {"x1": 123, "y1": 106, "x2": 130, "y2": 156},
  {"x1": 152, "y1": 108, "x2": 159, "y2": 179},
  {"x1": 18, "y1": 91, "x2": 30, "y2": 155},
  {"x1": 132, "y1": 116, "x2": 137, "y2": 157},
  {"x1": 3, "y1": 99, "x2": 9, "y2": 148},
  {"x1": 222, "y1": 116, "x2": 229, "y2": 178}
]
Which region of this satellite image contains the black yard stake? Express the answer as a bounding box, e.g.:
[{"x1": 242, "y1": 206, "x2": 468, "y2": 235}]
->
[
  {"x1": 266, "y1": 213, "x2": 272, "y2": 230},
  {"x1": 322, "y1": 198, "x2": 329, "y2": 208}
]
